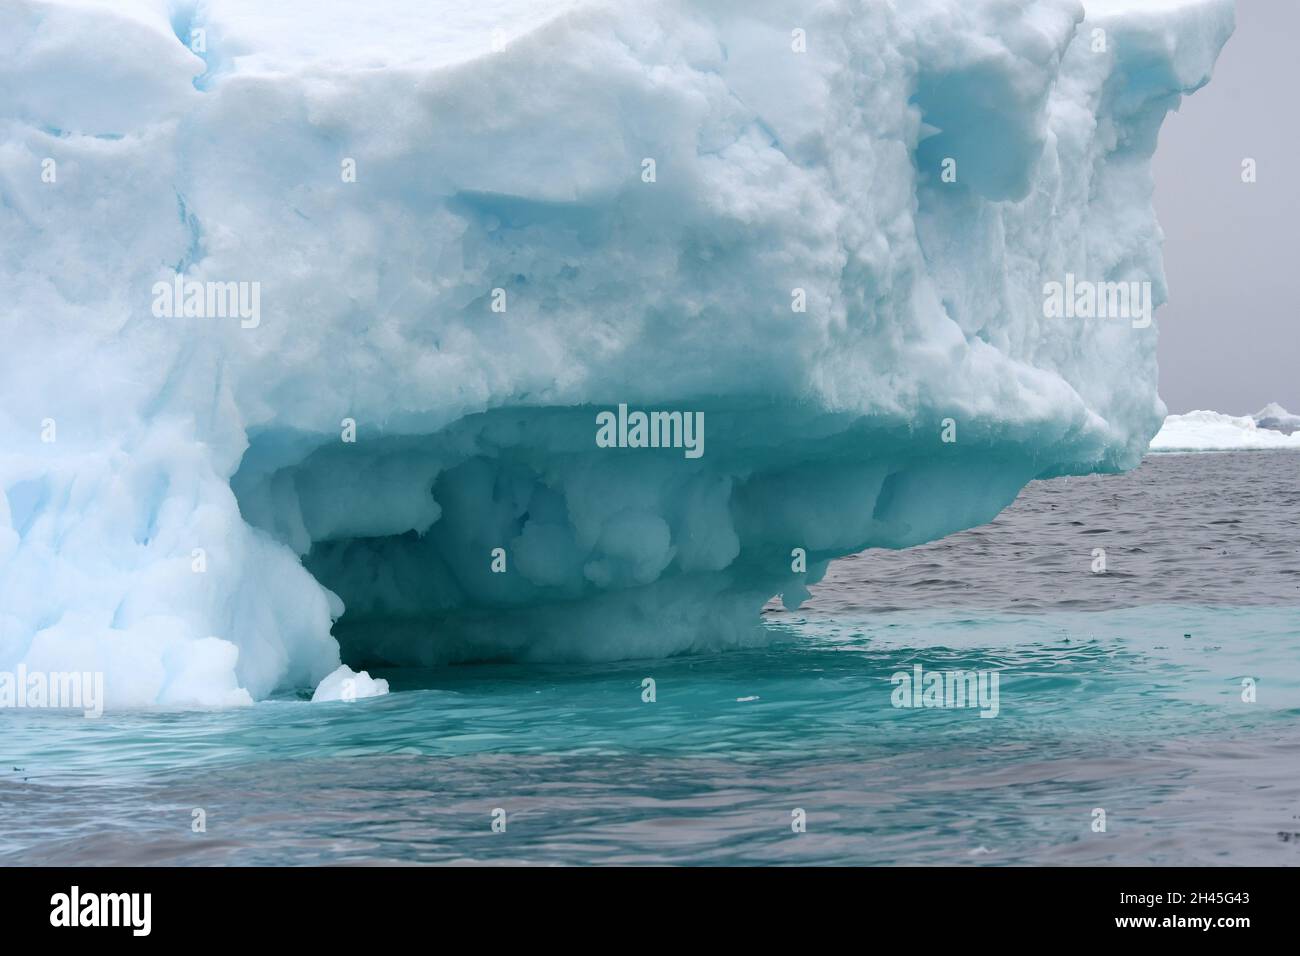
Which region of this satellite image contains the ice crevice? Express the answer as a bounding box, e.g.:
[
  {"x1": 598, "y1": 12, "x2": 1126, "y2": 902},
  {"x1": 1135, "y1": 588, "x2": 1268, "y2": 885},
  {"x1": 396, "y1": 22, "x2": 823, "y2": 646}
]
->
[{"x1": 0, "y1": 0, "x2": 1235, "y2": 707}]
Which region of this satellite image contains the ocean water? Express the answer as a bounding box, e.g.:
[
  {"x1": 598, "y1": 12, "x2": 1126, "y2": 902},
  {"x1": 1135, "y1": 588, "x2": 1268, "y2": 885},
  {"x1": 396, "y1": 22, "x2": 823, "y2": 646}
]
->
[{"x1": 2, "y1": 452, "x2": 1297, "y2": 865}]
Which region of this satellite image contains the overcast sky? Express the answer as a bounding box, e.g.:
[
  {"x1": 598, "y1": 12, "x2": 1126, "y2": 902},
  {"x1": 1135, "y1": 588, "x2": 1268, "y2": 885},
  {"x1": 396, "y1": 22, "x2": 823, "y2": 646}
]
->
[{"x1": 1151, "y1": 0, "x2": 1298, "y2": 414}]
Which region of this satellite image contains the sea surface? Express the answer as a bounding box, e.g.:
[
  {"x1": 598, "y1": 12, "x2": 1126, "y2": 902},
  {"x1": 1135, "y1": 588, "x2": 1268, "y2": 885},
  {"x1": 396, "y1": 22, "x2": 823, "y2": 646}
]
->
[{"x1": 2, "y1": 452, "x2": 1298, "y2": 865}]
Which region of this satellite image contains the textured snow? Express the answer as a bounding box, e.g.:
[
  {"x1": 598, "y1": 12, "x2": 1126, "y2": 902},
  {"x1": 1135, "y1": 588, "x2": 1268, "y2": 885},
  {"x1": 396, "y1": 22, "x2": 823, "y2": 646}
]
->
[
  {"x1": 1151, "y1": 408, "x2": 1300, "y2": 451},
  {"x1": 0, "y1": 0, "x2": 1233, "y2": 707}
]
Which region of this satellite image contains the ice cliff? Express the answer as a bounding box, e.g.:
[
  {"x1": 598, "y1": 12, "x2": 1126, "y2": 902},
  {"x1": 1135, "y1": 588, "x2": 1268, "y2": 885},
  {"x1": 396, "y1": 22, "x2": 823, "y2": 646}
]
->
[{"x1": 0, "y1": 0, "x2": 1234, "y2": 706}]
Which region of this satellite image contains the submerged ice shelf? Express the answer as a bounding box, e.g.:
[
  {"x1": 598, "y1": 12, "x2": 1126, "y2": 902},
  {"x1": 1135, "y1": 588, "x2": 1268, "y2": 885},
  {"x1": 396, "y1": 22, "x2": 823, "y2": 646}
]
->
[{"x1": 0, "y1": 0, "x2": 1233, "y2": 707}]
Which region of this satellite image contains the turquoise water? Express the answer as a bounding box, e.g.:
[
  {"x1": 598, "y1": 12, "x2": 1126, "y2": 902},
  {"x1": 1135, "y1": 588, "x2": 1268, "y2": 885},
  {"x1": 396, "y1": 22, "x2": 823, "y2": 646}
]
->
[{"x1": 2, "y1": 454, "x2": 1298, "y2": 864}]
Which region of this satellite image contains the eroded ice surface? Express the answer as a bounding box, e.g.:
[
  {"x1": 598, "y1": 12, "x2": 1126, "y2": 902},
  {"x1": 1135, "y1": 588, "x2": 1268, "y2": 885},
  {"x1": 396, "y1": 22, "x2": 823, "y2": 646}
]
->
[{"x1": 0, "y1": 0, "x2": 1233, "y2": 706}]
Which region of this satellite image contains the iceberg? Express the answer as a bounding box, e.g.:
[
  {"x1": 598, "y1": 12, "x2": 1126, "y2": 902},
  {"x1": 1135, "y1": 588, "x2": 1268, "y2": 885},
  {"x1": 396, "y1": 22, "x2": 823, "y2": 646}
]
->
[
  {"x1": 1151, "y1": 407, "x2": 1300, "y2": 451},
  {"x1": 0, "y1": 0, "x2": 1234, "y2": 707},
  {"x1": 1252, "y1": 403, "x2": 1300, "y2": 434}
]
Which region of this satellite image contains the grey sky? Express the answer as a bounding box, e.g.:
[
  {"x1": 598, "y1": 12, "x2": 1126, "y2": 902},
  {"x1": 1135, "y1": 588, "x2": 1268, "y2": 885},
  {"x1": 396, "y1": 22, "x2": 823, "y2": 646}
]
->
[{"x1": 1152, "y1": 0, "x2": 1298, "y2": 415}]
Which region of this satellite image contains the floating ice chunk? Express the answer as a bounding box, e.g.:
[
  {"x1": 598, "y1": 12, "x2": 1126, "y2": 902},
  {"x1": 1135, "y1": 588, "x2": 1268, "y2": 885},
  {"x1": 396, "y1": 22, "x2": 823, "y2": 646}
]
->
[{"x1": 311, "y1": 665, "x2": 390, "y2": 703}]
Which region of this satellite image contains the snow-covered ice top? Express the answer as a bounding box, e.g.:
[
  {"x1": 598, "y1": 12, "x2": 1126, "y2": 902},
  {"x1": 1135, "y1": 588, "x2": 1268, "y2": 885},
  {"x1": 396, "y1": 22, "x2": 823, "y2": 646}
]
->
[{"x1": 0, "y1": 0, "x2": 1234, "y2": 707}]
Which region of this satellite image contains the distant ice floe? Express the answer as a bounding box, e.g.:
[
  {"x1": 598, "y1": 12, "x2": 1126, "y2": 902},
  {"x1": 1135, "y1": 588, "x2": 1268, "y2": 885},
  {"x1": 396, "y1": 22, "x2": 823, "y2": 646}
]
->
[
  {"x1": 1252, "y1": 403, "x2": 1300, "y2": 434},
  {"x1": 1150, "y1": 406, "x2": 1300, "y2": 452}
]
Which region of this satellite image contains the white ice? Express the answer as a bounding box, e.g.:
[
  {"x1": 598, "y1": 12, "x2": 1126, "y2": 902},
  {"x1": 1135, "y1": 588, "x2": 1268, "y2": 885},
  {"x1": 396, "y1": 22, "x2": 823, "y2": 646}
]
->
[
  {"x1": 310, "y1": 665, "x2": 390, "y2": 703},
  {"x1": 1151, "y1": 406, "x2": 1300, "y2": 451}
]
